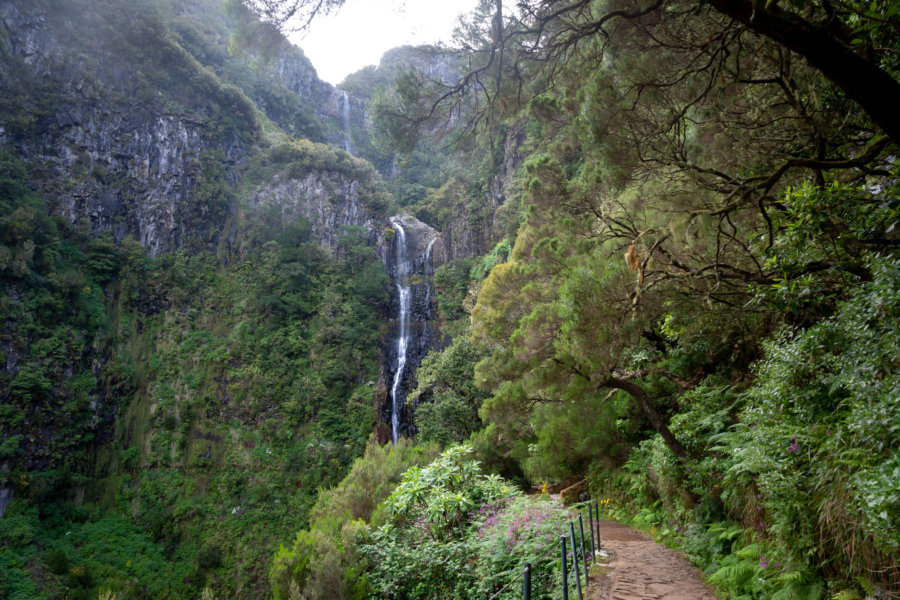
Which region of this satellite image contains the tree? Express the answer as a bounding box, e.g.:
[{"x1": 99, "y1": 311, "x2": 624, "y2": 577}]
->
[
  {"x1": 705, "y1": 0, "x2": 900, "y2": 143},
  {"x1": 471, "y1": 154, "x2": 693, "y2": 464},
  {"x1": 469, "y1": 0, "x2": 898, "y2": 474},
  {"x1": 408, "y1": 337, "x2": 490, "y2": 445},
  {"x1": 240, "y1": 0, "x2": 345, "y2": 30}
]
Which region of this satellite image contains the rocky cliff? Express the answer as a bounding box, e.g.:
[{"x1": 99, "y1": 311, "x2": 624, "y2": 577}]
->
[
  {"x1": 432, "y1": 123, "x2": 526, "y2": 266},
  {"x1": 0, "y1": 0, "x2": 507, "y2": 596},
  {"x1": 0, "y1": 0, "x2": 255, "y2": 255},
  {"x1": 246, "y1": 172, "x2": 380, "y2": 251},
  {"x1": 0, "y1": 0, "x2": 371, "y2": 257},
  {"x1": 379, "y1": 214, "x2": 443, "y2": 442}
]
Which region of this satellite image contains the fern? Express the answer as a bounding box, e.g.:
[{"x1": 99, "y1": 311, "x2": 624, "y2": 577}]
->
[
  {"x1": 709, "y1": 561, "x2": 755, "y2": 589},
  {"x1": 831, "y1": 589, "x2": 863, "y2": 600},
  {"x1": 771, "y1": 571, "x2": 826, "y2": 600},
  {"x1": 776, "y1": 570, "x2": 805, "y2": 585},
  {"x1": 735, "y1": 543, "x2": 760, "y2": 560}
]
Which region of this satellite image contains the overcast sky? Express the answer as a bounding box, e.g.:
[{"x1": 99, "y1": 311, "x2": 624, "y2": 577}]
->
[{"x1": 289, "y1": 0, "x2": 481, "y2": 86}]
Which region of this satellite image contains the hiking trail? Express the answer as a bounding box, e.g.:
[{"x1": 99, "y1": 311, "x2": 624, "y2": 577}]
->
[{"x1": 585, "y1": 521, "x2": 718, "y2": 600}]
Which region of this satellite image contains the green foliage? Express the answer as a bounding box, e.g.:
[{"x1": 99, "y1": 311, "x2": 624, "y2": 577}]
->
[
  {"x1": 0, "y1": 147, "x2": 126, "y2": 474},
  {"x1": 358, "y1": 445, "x2": 572, "y2": 600},
  {"x1": 0, "y1": 92, "x2": 388, "y2": 599},
  {"x1": 378, "y1": 445, "x2": 509, "y2": 540},
  {"x1": 464, "y1": 496, "x2": 572, "y2": 599},
  {"x1": 723, "y1": 255, "x2": 900, "y2": 582},
  {"x1": 755, "y1": 175, "x2": 900, "y2": 320},
  {"x1": 242, "y1": 140, "x2": 393, "y2": 216},
  {"x1": 469, "y1": 239, "x2": 511, "y2": 281},
  {"x1": 432, "y1": 257, "x2": 476, "y2": 323},
  {"x1": 269, "y1": 439, "x2": 441, "y2": 600},
  {"x1": 584, "y1": 257, "x2": 900, "y2": 597},
  {"x1": 0, "y1": 500, "x2": 195, "y2": 600},
  {"x1": 410, "y1": 337, "x2": 489, "y2": 446}
]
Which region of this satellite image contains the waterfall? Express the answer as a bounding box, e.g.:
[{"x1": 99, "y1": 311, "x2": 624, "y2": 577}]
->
[
  {"x1": 0, "y1": 486, "x2": 12, "y2": 518},
  {"x1": 422, "y1": 238, "x2": 436, "y2": 341},
  {"x1": 340, "y1": 91, "x2": 353, "y2": 155},
  {"x1": 389, "y1": 217, "x2": 410, "y2": 445},
  {"x1": 387, "y1": 216, "x2": 438, "y2": 443}
]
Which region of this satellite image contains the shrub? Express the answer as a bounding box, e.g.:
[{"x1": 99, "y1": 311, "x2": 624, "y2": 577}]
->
[{"x1": 360, "y1": 445, "x2": 573, "y2": 600}]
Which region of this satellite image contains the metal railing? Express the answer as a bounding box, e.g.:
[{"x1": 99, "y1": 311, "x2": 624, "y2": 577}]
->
[{"x1": 495, "y1": 499, "x2": 603, "y2": 600}]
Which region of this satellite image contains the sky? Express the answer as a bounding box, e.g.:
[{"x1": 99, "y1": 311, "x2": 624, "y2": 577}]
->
[{"x1": 289, "y1": 0, "x2": 481, "y2": 86}]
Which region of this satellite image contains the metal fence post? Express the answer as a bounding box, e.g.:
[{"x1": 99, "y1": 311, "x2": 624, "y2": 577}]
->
[
  {"x1": 560, "y1": 535, "x2": 569, "y2": 600},
  {"x1": 595, "y1": 499, "x2": 601, "y2": 552},
  {"x1": 569, "y1": 522, "x2": 583, "y2": 600},
  {"x1": 588, "y1": 503, "x2": 596, "y2": 558},
  {"x1": 521, "y1": 563, "x2": 531, "y2": 600},
  {"x1": 578, "y1": 513, "x2": 588, "y2": 583}
]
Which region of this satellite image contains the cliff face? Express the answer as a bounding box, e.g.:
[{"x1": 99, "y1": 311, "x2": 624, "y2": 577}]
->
[
  {"x1": 0, "y1": 0, "x2": 371, "y2": 257},
  {"x1": 0, "y1": 1, "x2": 252, "y2": 256},
  {"x1": 0, "y1": 0, "x2": 457, "y2": 596},
  {"x1": 379, "y1": 214, "x2": 443, "y2": 441},
  {"x1": 432, "y1": 123, "x2": 526, "y2": 266},
  {"x1": 246, "y1": 172, "x2": 380, "y2": 251}
]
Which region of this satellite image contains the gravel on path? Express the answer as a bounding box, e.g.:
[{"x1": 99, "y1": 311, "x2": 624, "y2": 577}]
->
[{"x1": 584, "y1": 521, "x2": 719, "y2": 600}]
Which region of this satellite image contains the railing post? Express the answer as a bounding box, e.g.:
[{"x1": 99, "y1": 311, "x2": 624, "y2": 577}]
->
[
  {"x1": 595, "y1": 499, "x2": 601, "y2": 552},
  {"x1": 569, "y1": 522, "x2": 583, "y2": 600},
  {"x1": 560, "y1": 535, "x2": 569, "y2": 600},
  {"x1": 578, "y1": 513, "x2": 588, "y2": 583},
  {"x1": 588, "y1": 503, "x2": 596, "y2": 558},
  {"x1": 523, "y1": 563, "x2": 531, "y2": 600}
]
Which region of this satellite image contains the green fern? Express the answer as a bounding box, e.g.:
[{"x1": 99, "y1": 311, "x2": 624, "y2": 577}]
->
[
  {"x1": 771, "y1": 571, "x2": 825, "y2": 600},
  {"x1": 709, "y1": 561, "x2": 755, "y2": 589},
  {"x1": 831, "y1": 589, "x2": 863, "y2": 600},
  {"x1": 735, "y1": 543, "x2": 760, "y2": 560}
]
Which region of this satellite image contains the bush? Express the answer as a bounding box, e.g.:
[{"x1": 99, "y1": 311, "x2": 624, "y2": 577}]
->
[
  {"x1": 269, "y1": 439, "x2": 441, "y2": 600},
  {"x1": 359, "y1": 445, "x2": 573, "y2": 600},
  {"x1": 46, "y1": 548, "x2": 70, "y2": 575}
]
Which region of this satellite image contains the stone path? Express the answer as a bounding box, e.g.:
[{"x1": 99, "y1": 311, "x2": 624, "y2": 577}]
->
[{"x1": 584, "y1": 521, "x2": 718, "y2": 600}]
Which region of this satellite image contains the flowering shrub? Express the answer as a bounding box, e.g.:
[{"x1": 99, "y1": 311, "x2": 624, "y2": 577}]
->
[
  {"x1": 360, "y1": 445, "x2": 573, "y2": 599},
  {"x1": 468, "y1": 496, "x2": 571, "y2": 599}
]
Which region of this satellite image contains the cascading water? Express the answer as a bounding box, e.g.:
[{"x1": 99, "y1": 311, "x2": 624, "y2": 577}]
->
[
  {"x1": 389, "y1": 217, "x2": 410, "y2": 445},
  {"x1": 340, "y1": 91, "x2": 353, "y2": 155},
  {"x1": 422, "y1": 238, "x2": 436, "y2": 341},
  {"x1": 0, "y1": 487, "x2": 12, "y2": 518}
]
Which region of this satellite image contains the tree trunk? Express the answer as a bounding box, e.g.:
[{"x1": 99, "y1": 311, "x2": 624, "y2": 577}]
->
[
  {"x1": 604, "y1": 377, "x2": 689, "y2": 460},
  {"x1": 707, "y1": 0, "x2": 900, "y2": 144}
]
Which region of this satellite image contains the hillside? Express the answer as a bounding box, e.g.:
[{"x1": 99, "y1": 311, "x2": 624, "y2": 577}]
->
[{"x1": 0, "y1": 0, "x2": 395, "y2": 596}]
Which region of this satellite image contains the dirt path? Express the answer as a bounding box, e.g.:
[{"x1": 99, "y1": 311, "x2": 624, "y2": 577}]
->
[{"x1": 584, "y1": 521, "x2": 718, "y2": 600}]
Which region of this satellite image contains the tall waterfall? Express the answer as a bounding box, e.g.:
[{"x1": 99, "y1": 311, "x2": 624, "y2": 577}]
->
[
  {"x1": 422, "y1": 238, "x2": 436, "y2": 341},
  {"x1": 389, "y1": 217, "x2": 411, "y2": 445},
  {"x1": 340, "y1": 91, "x2": 353, "y2": 155},
  {"x1": 0, "y1": 487, "x2": 12, "y2": 518},
  {"x1": 386, "y1": 215, "x2": 440, "y2": 443}
]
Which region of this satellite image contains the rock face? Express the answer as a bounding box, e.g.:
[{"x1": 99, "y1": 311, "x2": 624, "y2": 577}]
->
[
  {"x1": 380, "y1": 214, "x2": 442, "y2": 441},
  {"x1": 272, "y1": 43, "x2": 367, "y2": 153},
  {"x1": 378, "y1": 45, "x2": 464, "y2": 87},
  {"x1": 432, "y1": 123, "x2": 526, "y2": 266},
  {"x1": 0, "y1": 1, "x2": 248, "y2": 256},
  {"x1": 46, "y1": 110, "x2": 235, "y2": 256},
  {"x1": 0, "y1": 0, "x2": 369, "y2": 257},
  {"x1": 273, "y1": 45, "x2": 338, "y2": 120},
  {"x1": 245, "y1": 173, "x2": 380, "y2": 251}
]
